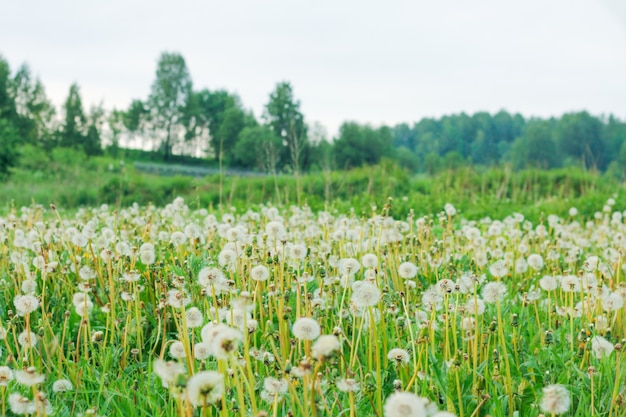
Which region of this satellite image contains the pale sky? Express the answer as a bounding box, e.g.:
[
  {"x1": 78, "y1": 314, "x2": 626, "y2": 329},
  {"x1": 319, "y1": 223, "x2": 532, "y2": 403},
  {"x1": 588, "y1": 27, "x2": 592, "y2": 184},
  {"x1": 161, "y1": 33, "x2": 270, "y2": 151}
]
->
[{"x1": 1, "y1": 0, "x2": 625, "y2": 136}]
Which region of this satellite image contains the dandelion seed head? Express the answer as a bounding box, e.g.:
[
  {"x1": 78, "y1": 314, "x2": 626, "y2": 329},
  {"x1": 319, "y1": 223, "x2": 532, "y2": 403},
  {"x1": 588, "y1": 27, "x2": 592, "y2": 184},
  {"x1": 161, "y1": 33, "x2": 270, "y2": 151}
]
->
[
  {"x1": 387, "y1": 348, "x2": 410, "y2": 365},
  {"x1": 351, "y1": 281, "x2": 381, "y2": 308},
  {"x1": 15, "y1": 367, "x2": 45, "y2": 386},
  {"x1": 52, "y1": 378, "x2": 74, "y2": 392},
  {"x1": 383, "y1": 391, "x2": 427, "y2": 417},
  {"x1": 482, "y1": 282, "x2": 507, "y2": 303},
  {"x1": 311, "y1": 334, "x2": 341, "y2": 358},
  {"x1": 398, "y1": 262, "x2": 418, "y2": 279},
  {"x1": 292, "y1": 317, "x2": 321, "y2": 340},
  {"x1": 186, "y1": 371, "x2": 224, "y2": 407},
  {"x1": 0, "y1": 366, "x2": 14, "y2": 386},
  {"x1": 14, "y1": 294, "x2": 39, "y2": 316},
  {"x1": 540, "y1": 384, "x2": 570, "y2": 415},
  {"x1": 250, "y1": 264, "x2": 270, "y2": 281}
]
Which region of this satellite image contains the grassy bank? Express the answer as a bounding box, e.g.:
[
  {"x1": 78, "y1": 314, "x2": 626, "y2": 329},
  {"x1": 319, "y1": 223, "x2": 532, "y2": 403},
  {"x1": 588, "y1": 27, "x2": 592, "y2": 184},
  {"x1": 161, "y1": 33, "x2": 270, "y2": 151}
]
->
[{"x1": 1, "y1": 154, "x2": 623, "y2": 221}]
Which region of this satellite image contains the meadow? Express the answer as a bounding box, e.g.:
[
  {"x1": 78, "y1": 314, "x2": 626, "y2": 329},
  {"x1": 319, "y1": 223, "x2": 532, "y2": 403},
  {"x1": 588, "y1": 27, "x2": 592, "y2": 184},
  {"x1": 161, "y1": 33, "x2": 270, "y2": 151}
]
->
[{"x1": 0, "y1": 163, "x2": 625, "y2": 417}]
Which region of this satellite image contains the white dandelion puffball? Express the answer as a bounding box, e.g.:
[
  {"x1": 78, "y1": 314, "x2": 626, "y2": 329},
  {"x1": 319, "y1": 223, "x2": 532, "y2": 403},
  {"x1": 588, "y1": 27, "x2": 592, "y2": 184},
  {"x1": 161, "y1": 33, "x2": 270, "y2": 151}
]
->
[
  {"x1": 398, "y1": 261, "x2": 418, "y2": 279},
  {"x1": 311, "y1": 334, "x2": 341, "y2": 358},
  {"x1": 482, "y1": 281, "x2": 507, "y2": 303},
  {"x1": 351, "y1": 281, "x2": 381, "y2": 308},
  {"x1": 527, "y1": 254, "x2": 544, "y2": 271},
  {"x1": 387, "y1": 348, "x2": 410, "y2": 365},
  {"x1": 591, "y1": 336, "x2": 614, "y2": 359},
  {"x1": 383, "y1": 391, "x2": 427, "y2": 417},
  {"x1": 540, "y1": 384, "x2": 570, "y2": 415},
  {"x1": 186, "y1": 371, "x2": 224, "y2": 407},
  {"x1": 250, "y1": 265, "x2": 270, "y2": 282},
  {"x1": 292, "y1": 317, "x2": 321, "y2": 340}
]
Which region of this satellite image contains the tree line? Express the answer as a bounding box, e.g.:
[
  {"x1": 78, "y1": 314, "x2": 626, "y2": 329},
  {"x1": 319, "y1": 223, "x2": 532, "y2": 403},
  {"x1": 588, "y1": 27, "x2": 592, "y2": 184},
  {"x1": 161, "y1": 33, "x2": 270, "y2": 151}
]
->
[{"x1": 1, "y1": 51, "x2": 626, "y2": 179}]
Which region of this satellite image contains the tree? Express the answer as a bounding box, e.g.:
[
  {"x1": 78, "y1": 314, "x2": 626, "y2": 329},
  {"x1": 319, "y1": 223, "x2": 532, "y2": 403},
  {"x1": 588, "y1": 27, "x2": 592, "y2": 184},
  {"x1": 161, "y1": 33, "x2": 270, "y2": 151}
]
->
[
  {"x1": 58, "y1": 83, "x2": 88, "y2": 150},
  {"x1": 146, "y1": 52, "x2": 192, "y2": 161},
  {"x1": 556, "y1": 112, "x2": 605, "y2": 169},
  {"x1": 10, "y1": 64, "x2": 56, "y2": 145},
  {"x1": 509, "y1": 120, "x2": 559, "y2": 169},
  {"x1": 0, "y1": 55, "x2": 20, "y2": 177},
  {"x1": 123, "y1": 99, "x2": 150, "y2": 150},
  {"x1": 264, "y1": 82, "x2": 307, "y2": 202},
  {"x1": 84, "y1": 104, "x2": 104, "y2": 156},
  {"x1": 334, "y1": 122, "x2": 393, "y2": 169}
]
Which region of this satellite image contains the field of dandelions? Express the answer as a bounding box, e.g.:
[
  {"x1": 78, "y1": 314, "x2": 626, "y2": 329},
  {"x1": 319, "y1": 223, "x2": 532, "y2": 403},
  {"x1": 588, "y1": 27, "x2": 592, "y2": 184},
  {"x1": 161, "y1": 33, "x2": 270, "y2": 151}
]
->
[{"x1": 0, "y1": 197, "x2": 624, "y2": 417}]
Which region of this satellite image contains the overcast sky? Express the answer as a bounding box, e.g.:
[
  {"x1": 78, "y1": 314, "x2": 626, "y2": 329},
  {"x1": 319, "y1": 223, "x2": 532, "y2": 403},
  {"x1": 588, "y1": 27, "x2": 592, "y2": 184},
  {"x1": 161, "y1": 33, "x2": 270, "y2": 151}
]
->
[{"x1": 1, "y1": 0, "x2": 625, "y2": 136}]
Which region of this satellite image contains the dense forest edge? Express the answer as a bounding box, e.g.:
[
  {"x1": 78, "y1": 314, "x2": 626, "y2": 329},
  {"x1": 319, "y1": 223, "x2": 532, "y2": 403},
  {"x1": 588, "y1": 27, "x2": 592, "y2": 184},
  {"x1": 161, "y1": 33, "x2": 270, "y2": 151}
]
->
[
  {"x1": 2, "y1": 51, "x2": 626, "y2": 178},
  {"x1": 1, "y1": 51, "x2": 625, "y2": 221}
]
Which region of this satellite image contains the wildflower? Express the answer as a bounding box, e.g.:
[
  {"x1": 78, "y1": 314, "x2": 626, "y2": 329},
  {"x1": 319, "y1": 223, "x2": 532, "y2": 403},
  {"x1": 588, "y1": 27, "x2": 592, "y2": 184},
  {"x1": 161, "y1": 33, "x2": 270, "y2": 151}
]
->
[
  {"x1": 185, "y1": 307, "x2": 204, "y2": 328},
  {"x1": 515, "y1": 258, "x2": 528, "y2": 274},
  {"x1": 351, "y1": 281, "x2": 381, "y2": 308},
  {"x1": 198, "y1": 267, "x2": 228, "y2": 295},
  {"x1": 560, "y1": 275, "x2": 581, "y2": 292},
  {"x1": 17, "y1": 330, "x2": 37, "y2": 348},
  {"x1": 210, "y1": 327, "x2": 243, "y2": 359},
  {"x1": 539, "y1": 275, "x2": 558, "y2": 291},
  {"x1": 601, "y1": 292, "x2": 624, "y2": 312},
  {"x1": 14, "y1": 294, "x2": 39, "y2": 316},
  {"x1": 539, "y1": 384, "x2": 570, "y2": 415},
  {"x1": 186, "y1": 371, "x2": 224, "y2": 407},
  {"x1": 153, "y1": 359, "x2": 185, "y2": 388},
  {"x1": 336, "y1": 378, "x2": 360, "y2": 393},
  {"x1": 218, "y1": 249, "x2": 237, "y2": 269},
  {"x1": 444, "y1": 203, "x2": 456, "y2": 217},
  {"x1": 266, "y1": 221, "x2": 286, "y2": 238},
  {"x1": 591, "y1": 336, "x2": 614, "y2": 359},
  {"x1": 9, "y1": 393, "x2": 33, "y2": 415},
  {"x1": 250, "y1": 265, "x2": 270, "y2": 281},
  {"x1": 489, "y1": 260, "x2": 508, "y2": 278},
  {"x1": 362, "y1": 253, "x2": 378, "y2": 268},
  {"x1": 193, "y1": 342, "x2": 212, "y2": 360},
  {"x1": 482, "y1": 282, "x2": 507, "y2": 303},
  {"x1": 167, "y1": 289, "x2": 191, "y2": 308},
  {"x1": 34, "y1": 391, "x2": 54, "y2": 414},
  {"x1": 201, "y1": 322, "x2": 229, "y2": 344},
  {"x1": 290, "y1": 243, "x2": 307, "y2": 260},
  {"x1": 121, "y1": 271, "x2": 141, "y2": 283},
  {"x1": 387, "y1": 348, "x2": 410, "y2": 365},
  {"x1": 311, "y1": 334, "x2": 341, "y2": 358},
  {"x1": 527, "y1": 254, "x2": 544, "y2": 271},
  {"x1": 383, "y1": 391, "x2": 427, "y2": 417},
  {"x1": 398, "y1": 261, "x2": 418, "y2": 279},
  {"x1": 465, "y1": 298, "x2": 486, "y2": 315},
  {"x1": 15, "y1": 367, "x2": 45, "y2": 386},
  {"x1": 338, "y1": 258, "x2": 361, "y2": 276},
  {"x1": 169, "y1": 341, "x2": 187, "y2": 359},
  {"x1": 292, "y1": 317, "x2": 321, "y2": 340},
  {"x1": 21, "y1": 279, "x2": 37, "y2": 294},
  {"x1": 140, "y1": 250, "x2": 156, "y2": 265},
  {"x1": 78, "y1": 265, "x2": 97, "y2": 280},
  {"x1": 0, "y1": 366, "x2": 13, "y2": 386},
  {"x1": 263, "y1": 377, "x2": 289, "y2": 396},
  {"x1": 170, "y1": 231, "x2": 187, "y2": 245},
  {"x1": 52, "y1": 379, "x2": 74, "y2": 392},
  {"x1": 421, "y1": 287, "x2": 443, "y2": 311}
]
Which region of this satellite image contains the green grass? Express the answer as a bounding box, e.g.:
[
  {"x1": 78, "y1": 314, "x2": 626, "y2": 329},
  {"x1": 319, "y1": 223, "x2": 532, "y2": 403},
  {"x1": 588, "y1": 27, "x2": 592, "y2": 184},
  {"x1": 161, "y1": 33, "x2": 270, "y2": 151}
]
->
[
  {"x1": 0, "y1": 182, "x2": 624, "y2": 416},
  {"x1": 1, "y1": 155, "x2": 623, "y2": 223}
]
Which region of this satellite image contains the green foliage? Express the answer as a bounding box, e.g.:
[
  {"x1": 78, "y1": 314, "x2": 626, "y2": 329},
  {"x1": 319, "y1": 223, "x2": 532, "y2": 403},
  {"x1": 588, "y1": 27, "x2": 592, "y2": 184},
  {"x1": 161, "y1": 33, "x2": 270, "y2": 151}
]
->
[
  {"x1": 264, "y1": 81, "x2": 308, "y2": 172},
  {"x1": 146, "y1": 51, "x2": 193, "y2": 161},
  {"x1": 1, "y1": 52, "x2": 626, "y2": 180},
  {"x1": 334, "y1": 122, "x2": 393, "y2": 169}
]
